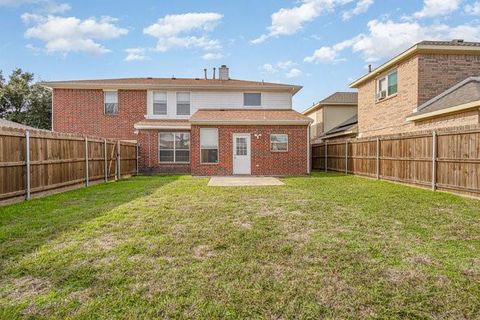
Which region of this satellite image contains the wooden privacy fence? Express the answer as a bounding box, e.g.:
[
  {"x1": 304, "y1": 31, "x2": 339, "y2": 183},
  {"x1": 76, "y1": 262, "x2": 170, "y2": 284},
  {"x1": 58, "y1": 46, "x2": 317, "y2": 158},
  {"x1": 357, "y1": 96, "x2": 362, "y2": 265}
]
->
[
  {"x1": 0, "y1": 126, "x2": 139, "y2": 201},
  {"x1": 312, "y1": 128, "x2": 480, "y2": 197}
]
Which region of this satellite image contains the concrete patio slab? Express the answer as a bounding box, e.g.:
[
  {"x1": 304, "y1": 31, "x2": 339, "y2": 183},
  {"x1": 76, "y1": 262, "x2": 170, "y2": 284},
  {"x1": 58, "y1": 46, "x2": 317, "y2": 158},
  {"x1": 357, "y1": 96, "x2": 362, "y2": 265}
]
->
[{"x1": 208, "y1": 176, "x2": 284, "y2": 187}]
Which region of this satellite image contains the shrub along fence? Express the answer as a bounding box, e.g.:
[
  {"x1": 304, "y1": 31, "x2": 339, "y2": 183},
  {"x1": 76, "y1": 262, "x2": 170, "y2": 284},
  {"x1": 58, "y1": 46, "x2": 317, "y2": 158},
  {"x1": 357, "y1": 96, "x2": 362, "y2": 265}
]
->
[
  {"x1": 312, "y1": 128, "x2": 480, "y2": 197},
  {"x1": 0, "y1": 126, "x2": 138, "y2": 202}
]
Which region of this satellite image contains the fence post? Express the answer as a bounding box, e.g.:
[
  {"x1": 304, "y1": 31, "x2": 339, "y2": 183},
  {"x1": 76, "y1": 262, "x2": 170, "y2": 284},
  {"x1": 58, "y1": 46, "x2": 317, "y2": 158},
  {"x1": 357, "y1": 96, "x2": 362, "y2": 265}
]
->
[
  {"x1": 376, "y1": 137, "x2": 380, "y2": 180},
  {"x1": 117, "y1": 141, "x2": 121, "y2": 180},
  {"x1": 324, "y1": 141, "x2": 328, "y2": 172},
  {"x1": 136, "y1": 143, "x2": 139, "y2": 175},
  {"x1": 345, "y1": 140, "x2": 348, "y2": 175},
  {"x1": 104, "y1": 139, "x2": 108, "y2": 182},
  {"x1": 25, "y1": 130, "x2": 31, "y2": 200},
  {"x1": 432, "y1": 131, "x2": 437, "y2": 191},
  {"x1": 85, "y1": 136, "x2": 89, "y2": 187}
]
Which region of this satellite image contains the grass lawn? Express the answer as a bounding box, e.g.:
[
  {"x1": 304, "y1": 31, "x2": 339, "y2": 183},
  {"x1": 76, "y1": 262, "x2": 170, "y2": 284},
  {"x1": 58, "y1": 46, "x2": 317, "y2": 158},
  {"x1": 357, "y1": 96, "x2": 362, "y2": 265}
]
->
[{"x1": 0, "y1": 172, "x2": 479, "y2": 319}]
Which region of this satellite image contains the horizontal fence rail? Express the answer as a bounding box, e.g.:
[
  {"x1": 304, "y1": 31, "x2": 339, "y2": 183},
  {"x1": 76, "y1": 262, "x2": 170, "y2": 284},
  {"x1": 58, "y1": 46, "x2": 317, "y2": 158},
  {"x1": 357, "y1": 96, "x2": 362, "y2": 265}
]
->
[
  {"x1": 312, "y1": 129, "x2": 480, "y2": 197},
  {"x1": 0, "y1": 126, "x2": 138, "y2": 202}
]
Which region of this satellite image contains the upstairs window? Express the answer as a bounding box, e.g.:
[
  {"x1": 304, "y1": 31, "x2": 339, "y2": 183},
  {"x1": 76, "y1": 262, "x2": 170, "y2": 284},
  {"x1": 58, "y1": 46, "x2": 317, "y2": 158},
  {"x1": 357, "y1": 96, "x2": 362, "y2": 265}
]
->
[
  {"x1": 200, "y1": 128, "x2": 218, "y2": 163},
  {"x1": 153, "y1": 91, "x2": 167, "y2": 115},
  {"x1": 270, "y1": 134, "x2": 288, "y2": 152},
  {"x1": 376, "y1": 70, "x2": 397, "y2": 101},
  {"x1": 104, "y1": 91, "x2": 118, "y2": 115},
  {"x1": 176, "y1": 92, "x2": 190, "y2": 115},
  {"x1": 244, "y1": 93, "x2": 261, "y2": 106}
]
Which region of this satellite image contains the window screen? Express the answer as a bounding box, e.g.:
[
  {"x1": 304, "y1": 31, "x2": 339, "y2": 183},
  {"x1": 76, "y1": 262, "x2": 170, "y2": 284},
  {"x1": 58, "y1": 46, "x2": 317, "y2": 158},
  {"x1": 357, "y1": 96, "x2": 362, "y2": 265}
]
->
[
  {"x1": 176, "y1": 92, "x2": 190, "y2": 115},
  {"x1": 244, "y1": 93, "x2": 261, "y2": 106}
]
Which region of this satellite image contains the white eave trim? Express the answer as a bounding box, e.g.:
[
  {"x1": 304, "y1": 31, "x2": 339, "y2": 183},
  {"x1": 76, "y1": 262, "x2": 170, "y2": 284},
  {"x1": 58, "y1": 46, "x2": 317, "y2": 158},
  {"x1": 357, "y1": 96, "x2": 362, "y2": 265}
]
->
[
  {"x1": 350, "y1": 44, "x2": 480, "y2": 88},
  {"x1": 406, "y1": 100, "x2": 480, "y2": 122},
  {"x1": 134, "y1": 124, "x2": 192, "y2": 130},
  {"x1": 189, "y1": 120, "x2": 312, "y2": 125}
]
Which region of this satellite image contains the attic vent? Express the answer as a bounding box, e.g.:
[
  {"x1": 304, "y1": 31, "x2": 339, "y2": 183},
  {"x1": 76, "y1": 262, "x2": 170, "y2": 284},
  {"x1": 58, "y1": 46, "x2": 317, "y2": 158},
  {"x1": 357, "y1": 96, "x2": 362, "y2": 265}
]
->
[
  {"x1": 147, "y1": 77, "x2": 153, "y2": 79},
  {"x1": 171, "y1": 75, "x2": 176, "y2": 80},
  {"x1": 452, "y1": 39, "x2": 464, "y2": 43}
]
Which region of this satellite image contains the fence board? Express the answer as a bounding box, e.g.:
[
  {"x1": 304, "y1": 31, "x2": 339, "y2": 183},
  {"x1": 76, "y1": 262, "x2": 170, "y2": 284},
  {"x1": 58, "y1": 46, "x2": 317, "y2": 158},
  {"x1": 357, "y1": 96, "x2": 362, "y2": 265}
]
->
[
  {"x1": 0, "y1": 127, "x2": 138, "y2": 202},
  {"x1": 312, "y1": 128, "x2": 480, "y2": 197}
]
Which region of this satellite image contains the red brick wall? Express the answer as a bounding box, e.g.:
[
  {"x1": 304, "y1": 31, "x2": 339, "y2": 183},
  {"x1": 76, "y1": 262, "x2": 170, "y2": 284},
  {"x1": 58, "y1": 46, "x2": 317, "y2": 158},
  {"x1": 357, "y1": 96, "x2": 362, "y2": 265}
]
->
[
  {"x1": 137, "y1": 129, "x2": 191, "y2": 174},
  {"x1": 190, "y1": 125, "x2": 309, "y2": 176},
  {"x1": 53, "y1": 89, "x2": 146, "y2": 140}
]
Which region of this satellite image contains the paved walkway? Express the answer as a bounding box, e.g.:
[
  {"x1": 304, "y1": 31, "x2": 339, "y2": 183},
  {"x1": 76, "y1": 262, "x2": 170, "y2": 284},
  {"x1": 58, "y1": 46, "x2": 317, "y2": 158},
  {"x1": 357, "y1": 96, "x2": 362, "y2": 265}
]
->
[{"x1": 208, "y1": 176, "x2": 284, "y2": 187}]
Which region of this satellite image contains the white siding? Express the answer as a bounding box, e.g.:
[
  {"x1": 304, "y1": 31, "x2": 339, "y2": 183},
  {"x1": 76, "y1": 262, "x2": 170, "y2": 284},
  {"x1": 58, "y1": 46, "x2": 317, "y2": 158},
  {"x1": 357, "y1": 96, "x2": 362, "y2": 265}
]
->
[{"x1": 145, "y1": 90, "x2": 292, "y2": 119}]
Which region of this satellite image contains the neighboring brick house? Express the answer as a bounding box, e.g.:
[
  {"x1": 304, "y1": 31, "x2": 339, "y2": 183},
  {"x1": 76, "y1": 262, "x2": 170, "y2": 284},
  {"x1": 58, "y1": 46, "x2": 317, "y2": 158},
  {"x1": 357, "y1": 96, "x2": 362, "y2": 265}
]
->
[
  {"x1": 350, "y1": 40, "x2": 480, "y2": 137},
  {"x1": 302, "y1": 92, "x2": 357, "y2": 143},
  {"x1": 43, "y1": 66, "x2": 312, "y2": 176}
]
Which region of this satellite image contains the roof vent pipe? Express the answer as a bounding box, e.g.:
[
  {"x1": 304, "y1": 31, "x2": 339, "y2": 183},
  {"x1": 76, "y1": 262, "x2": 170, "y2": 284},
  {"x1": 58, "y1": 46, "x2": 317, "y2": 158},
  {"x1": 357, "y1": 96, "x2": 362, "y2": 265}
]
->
[
  {"x1": 368, "y1": 64, "x2": 372, "y2": 73},
  {"x1": 204, "y1": 68, "x2": 207, "y2": 80},
  {"x1": 213, "y1": 67, "x2": 216, "y2": 80}
]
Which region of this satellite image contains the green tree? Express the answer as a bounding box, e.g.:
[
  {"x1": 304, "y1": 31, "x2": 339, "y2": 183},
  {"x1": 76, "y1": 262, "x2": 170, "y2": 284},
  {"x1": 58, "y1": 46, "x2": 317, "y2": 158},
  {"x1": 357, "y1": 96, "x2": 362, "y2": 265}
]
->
[{"x1": 0, "y1": 68, "x2": 52, "y2": 130}]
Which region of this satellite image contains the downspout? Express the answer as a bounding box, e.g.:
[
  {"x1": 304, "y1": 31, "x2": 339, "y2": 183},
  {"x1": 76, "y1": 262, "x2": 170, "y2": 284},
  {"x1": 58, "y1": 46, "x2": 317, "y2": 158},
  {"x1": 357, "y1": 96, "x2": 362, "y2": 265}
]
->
[{"x1": 307, "y1": 125, "x2": 311, "y2": 174}]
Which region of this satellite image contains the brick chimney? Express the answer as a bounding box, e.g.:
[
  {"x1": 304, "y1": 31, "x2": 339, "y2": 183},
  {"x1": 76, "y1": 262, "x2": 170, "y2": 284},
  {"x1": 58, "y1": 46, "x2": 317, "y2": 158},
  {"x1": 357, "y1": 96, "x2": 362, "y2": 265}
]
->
[{"x1": 219, "y1": 65, "x2": 229, "y2": 80}]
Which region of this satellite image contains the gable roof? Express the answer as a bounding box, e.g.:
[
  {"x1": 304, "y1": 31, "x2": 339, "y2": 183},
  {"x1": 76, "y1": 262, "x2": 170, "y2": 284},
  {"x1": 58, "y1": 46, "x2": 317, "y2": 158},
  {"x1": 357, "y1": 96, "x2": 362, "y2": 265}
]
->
[
  {"x1": 40, "y1": 78, "x2": 302, "y2": 95},
  {"x1": 406, "y1": 76, "x2": 480, "y2": 121},
  {"x1": 303, "y1": 92, "x2": 358, "y2": 115},
  {"x1": 323, "y1": 115, "x2": 358, "y2": 138},
  {"x1": 350, "y1": 40, "x2": 480, "y2": 88},
  {"x1": 190, "y1": 109, "x2": 312, "y2": 125}
]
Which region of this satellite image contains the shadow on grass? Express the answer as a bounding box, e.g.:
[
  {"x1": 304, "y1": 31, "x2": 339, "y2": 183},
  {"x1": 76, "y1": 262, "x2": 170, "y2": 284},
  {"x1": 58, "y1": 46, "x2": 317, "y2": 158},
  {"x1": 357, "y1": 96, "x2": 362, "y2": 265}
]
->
[{"x1": 0, "y1": 175, "x2": 180, "y2": 269}]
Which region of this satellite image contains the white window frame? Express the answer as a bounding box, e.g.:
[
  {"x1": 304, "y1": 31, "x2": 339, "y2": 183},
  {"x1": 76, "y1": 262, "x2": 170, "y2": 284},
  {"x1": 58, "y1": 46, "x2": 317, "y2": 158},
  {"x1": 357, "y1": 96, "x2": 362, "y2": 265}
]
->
[
  {"x1": 200, "y1": 128, "x2": 219, "y2": 164},
  {"x1": 376, "y1": 70, "x2": 397, "y2": 101},
  {"x1": 243, "y1": 92, "x2": 262, "y2": 107},
  {"x1": 158, "y1": 132, "x2": 190, "y2": 164},
  {"x1": 176, "y1": 92, "x2": 191, "y2": 116},
  {"x1": 104, "y1": 90, "x2": 118, "y2": 115},
  {"x1": 270, "y1": 134, "x2": 288, "y2": 152},
  {"x1": 153, "y1": 91, "x2": 168, "y2": 115}
]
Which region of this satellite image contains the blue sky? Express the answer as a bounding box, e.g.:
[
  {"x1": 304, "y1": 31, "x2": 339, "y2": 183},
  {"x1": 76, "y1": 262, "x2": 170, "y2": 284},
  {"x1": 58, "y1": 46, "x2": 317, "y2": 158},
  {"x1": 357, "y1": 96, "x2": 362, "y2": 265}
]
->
[{"x1": 1, "y1": 0, "x2": 479, "y2": 111}]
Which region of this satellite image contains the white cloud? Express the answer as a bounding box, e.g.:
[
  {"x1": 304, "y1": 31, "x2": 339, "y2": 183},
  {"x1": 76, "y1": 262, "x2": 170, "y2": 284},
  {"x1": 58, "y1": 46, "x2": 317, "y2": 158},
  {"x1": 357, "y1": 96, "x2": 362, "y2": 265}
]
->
[
  {"x1": 144, "y1": 12, "x2": 223, "y2": 52},
  {"x1": 0, "y1": 0, "x2": 70, "y2": 13},
  {"x1": 304, "y1": 46, "x2": 339, "y2": 63},
  {"x1": 342, "y1": 0, "x2": 374, "y2": 21},
  {"x1": 260, "y1": 60, "x2": 297, "y2": 73},
  {"x1": 22, "y1": 14, "x2": 128, "y2": 55},
  {"x1": 261, "y1": 63, "x2": 277, "y2": 73},
  {"x1": 125, "y1": 48, "x2": 148, "y2": 61},
  {"x1": 285, "y1": 68, "x2": 303, "y2": 78},
  {"x1": 252, "y1": 0, "x2": 354, "y2": 44},
  {"x1": 465, "y1": 1, "x2": 480, "y2": 15},
  {"x1": 305, "y1": 19, "x2": 480, "y2": 63},
  {"x1": 413, "y1": 0, "x2": 461, "y2": 18},
  {"x1": 202, "y1": 52, "x2": 224, "y2": 60}
]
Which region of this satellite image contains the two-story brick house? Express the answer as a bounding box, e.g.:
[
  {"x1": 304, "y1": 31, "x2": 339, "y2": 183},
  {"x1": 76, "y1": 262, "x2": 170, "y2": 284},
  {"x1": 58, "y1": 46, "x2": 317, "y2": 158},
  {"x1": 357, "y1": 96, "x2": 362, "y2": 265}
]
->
[
  {"x1": 43, "y1": 66, "x2": 312, "y2": 176},
  {"x1": 350, "y1": 40, "x2": 480, "y2": 137}
]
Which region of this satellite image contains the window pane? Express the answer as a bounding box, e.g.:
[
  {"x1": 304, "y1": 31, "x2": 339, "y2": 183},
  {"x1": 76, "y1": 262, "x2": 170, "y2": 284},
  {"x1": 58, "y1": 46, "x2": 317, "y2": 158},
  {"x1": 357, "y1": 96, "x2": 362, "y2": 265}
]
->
[
  {"x1": 159, "y1": 150, "x2": 174, "y2": 162},
  {"x1": 159, "y1": 133, "x2": 174, "y2": 149},
  {"x1": 177, "y1": 103, "x2": 190, "y2": 115},
  {"x1": 177, "y1": 92, "x2": 190, "y2": 102},
  {"x1": 175, "y1": 150, "x2": 190, "y2": 163},
  {"x1": 200, "y1": 128, "x2": 218, "y2": 148},
  {"x1": 388, "y1": 72, "x2": 398, "y2": 95},
  {"x1": 175, "y1": 133, "x2": 190, "y2": 150},
  {"x1": 201, "y1": 149, "x2": 218, "y2": 163},
  {"x1": 271, "y1": 134, "x2": 288, "y2": 143},
  {"x1": 105, "y1": 103, "x2": 118, "y2": 114},
  {"x1": 153, "y1": 91, "x2": 167, "y2": 102},
  {"x1": 244, "y1": 93, "x2": 261, "y2": 106},
  {"x1": 272, "y1": 142, "x2": 288, "y2": 151},
  {"x1": 153, "y1": 103, "x2": 167, "y2": 115},
  {"x1": 378, "y1": 78, "x2": 386, "y2": 92},
  {"x1": 236, "y1": 137, "x2": 247, "y2": 156},
  {"x1": 105, "y1": 91, "x2": 118, "y2": 103}
]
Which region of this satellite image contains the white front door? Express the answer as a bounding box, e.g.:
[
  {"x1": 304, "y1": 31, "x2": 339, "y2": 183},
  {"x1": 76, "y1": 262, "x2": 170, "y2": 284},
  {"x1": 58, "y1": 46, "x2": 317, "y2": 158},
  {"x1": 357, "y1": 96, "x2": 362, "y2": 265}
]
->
[{"x1": 233, "y1": 133, "x2": 251, "y2": 175}]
